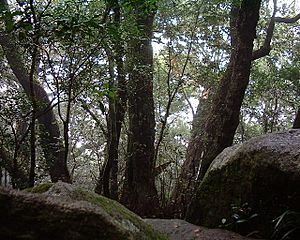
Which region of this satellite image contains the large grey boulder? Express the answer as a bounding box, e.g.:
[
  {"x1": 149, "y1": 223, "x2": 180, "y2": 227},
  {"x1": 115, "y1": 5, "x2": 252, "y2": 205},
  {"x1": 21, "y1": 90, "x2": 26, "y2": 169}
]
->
[
  {"x1": 186, "y1": 129, "x2": 300, "y2": 237},
  {"x1": 0, "y1": 182, "x2": 167, "y2": 240}
]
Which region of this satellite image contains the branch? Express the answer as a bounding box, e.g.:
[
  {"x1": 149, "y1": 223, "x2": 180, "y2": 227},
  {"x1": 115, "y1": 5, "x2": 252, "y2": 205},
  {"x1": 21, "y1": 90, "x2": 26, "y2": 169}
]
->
[
  {"x1": 252, "y1": 0, "x2": 277, "y2": 60},
  {"x1": 274, "y1": 13, "x2": 300, "y2": 23},
  {"x1": 154, "y1": 4, "x2": 203, "y2": 163},
  {"x1": 79, "y1": 99, "x2": 108, "y2": 138},
  {"x1": 154, "y1": 161, "x2": 174, "y2": 176},
  {"x1": 252, "y1": 3, "x2": 300, "y2": 60},
  {"x1": 0, "y1": 146, "x2": 29, "y2": 188},
  {"x1": 182, "y1": 89, "x2": 195, "y2": 117}
]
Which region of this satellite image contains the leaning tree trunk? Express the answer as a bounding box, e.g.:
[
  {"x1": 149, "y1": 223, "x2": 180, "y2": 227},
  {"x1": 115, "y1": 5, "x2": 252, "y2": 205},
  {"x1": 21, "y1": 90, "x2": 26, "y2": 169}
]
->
[
  {"x1": 169, "y1": 90, "x2": 213, "y2": 217},
  {"x1": 120, "y1": 3, "x2": 159, "y2": 217},
  {"x1": 171, "y1": 0, "x2": 262, "y2": 217},
  {"x1": 0, "y1": 2, "x2": 71, "y2": 183}
]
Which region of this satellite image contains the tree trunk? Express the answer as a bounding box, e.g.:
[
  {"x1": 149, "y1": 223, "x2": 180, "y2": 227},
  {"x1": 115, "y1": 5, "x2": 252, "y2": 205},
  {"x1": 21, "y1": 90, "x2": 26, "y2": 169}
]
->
[
  {"x1": 101, "y1": 53, "x2": 124, "y2": 199},
  {"x1": 169, "y1": 91, "x2": 213, "y2": 217},
  {"x1": 95, "y1": 0, "x2": 127, "y2": 199},
  {"x1": 0, "y1": 146, "x2": 29, "y2": 189},
  {"x1": 0, "y1": 32, "x2": 71, "y2": 183},
  {"x1": 120, "y1": 3, "x2": 159, "y2": 217},
  {"x1": 172, "y1": 0, "x2": 262, "y2": 217},
  {"x1": 293, "y1": 107, "x2": 300, "y2": 129}
]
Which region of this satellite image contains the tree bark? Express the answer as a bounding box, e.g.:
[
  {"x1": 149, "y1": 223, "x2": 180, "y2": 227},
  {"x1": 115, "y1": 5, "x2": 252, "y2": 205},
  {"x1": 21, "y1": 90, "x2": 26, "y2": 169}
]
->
[
  {"x1": 120, "y1": 2, "x2": 159, "y2": 217},
  {"x1": 172, "y1": 0, "x2": 262, "y2": 217},
  {"x1": 169, "y1": 90, "x2": 213, "y2": 217},
  {"x1": 0, "y1": 28, "x2": 71, "y2": 182},
  {"x1": 293, "y1": 107, "x2": 300, "y2": 129},
  {"x1": 94, "y1": 0, "x2": 127, "y2": 200}
]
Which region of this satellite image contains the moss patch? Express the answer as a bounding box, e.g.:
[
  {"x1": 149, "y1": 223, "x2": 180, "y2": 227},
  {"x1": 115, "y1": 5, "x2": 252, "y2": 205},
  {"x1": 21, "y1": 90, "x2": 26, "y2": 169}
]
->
[
  {"x1": 25, "y1": 183, "x2": 54, "y2": 193},
  {"x1": 22, "y1": 183, "x2": 167, "y2": 240},
  {"x1": 73, "y1": 188, "x2": 167, "y2": 240}
]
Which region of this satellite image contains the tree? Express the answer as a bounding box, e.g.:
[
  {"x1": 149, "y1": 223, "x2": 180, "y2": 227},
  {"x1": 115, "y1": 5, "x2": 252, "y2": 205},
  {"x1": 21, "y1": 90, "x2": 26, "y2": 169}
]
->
[
  {"x1": 0, "y1": 35, "x2": 71, "y2": 183},
  {"x1": 95, "y1": 0, "x2": 127, "y2": 200},
  {"x1": 172, "y1": 0, "x2": 300, "y2": 218},
  {"x1": 293, "y1": 107, "x2": 300, "y2": 129},
  {"x1": 0, "y1": 0, "x2": 298, "y2": 220},
  {"x1": 0, "y1": 0, "x2": 71, "y2": 183},
  {"x1": 120, "y1": 0, "x2": 160, "y2": 216},
  {"x1": 172, "y1": 0, "x2": 262, "y2": 216}
]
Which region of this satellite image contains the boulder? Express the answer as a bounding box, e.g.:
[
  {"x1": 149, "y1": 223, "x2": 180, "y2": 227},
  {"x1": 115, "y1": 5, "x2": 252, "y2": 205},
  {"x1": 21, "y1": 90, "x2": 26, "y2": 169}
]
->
[
  {"x1": 186, "y1": 129, "x2": 300, "y2": 237},
  {"x1": 0, "y1": 182, "x2": 167, "y2": 240},
  {"x1": 145, "y1": 219, "x2": 259, "y2": 240}
]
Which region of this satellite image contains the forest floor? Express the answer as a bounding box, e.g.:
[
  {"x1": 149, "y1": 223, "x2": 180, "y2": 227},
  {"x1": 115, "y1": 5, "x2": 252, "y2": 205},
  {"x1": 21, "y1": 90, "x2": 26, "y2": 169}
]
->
[{"x1": 144, "y1": 219, "x2": 258, "y2": 240}]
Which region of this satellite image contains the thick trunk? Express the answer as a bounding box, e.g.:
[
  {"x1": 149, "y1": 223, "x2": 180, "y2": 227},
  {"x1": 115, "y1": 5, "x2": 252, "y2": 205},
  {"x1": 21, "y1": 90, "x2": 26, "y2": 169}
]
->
[
  {"x1": 169, "y1": 92, "x2": 212, "y2": 217},
  {"x1": 0, "y1": 33, "x2": 71, "y2": 183},
  {"x1": 121, "y1": 4, "x2": 159, "y2": 217},
  {"x1": 172, "y1": 0, "x2": 262, "y2": 217}
]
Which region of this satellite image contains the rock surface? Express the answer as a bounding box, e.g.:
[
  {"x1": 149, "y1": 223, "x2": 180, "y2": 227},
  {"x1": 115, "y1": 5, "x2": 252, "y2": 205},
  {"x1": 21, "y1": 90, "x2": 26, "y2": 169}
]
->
[
  {"x1": 0, "y1": 182, "x2": 167, "y2": 240},
  {"x1": 145, "y1": 219, "x2": 258, "y2": 240},
  {"x1": 186, "y1": 129, "x2": 300, "y2": 237}
]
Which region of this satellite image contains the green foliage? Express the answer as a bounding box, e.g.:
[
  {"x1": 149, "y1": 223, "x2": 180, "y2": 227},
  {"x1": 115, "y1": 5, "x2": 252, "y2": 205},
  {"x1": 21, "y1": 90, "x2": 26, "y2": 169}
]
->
[
  {"x1": 0, "y1": 85, "x2": 31, "y2": 146},
  {"x1": 0, "y1": 0, "x2": 299, "y2": 216},
  {"x1": 122, "y1": 0, "x2": 158, "y2": 13},
  {"x1": 220, "y1": 202, "x2": 258, "y2": 232},
  {"x1": 44, "y1": 0, "x2": 105, "y2": 41},
  {"x1": 236, "y1": 2, "x2": 300, "y2": 142}
]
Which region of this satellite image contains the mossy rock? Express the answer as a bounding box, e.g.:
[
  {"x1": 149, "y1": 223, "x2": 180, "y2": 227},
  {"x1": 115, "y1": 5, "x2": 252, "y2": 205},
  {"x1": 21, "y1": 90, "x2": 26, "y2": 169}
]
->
[
  {"x1": 0, "y1": 182, "x2": 167, "y2": 240},
  {"x1": 25, "y1": 182, "x2": 54, "y2": 193},
  {"x1": 186, "y1": 130, "x2": 300, "y2": 237}
]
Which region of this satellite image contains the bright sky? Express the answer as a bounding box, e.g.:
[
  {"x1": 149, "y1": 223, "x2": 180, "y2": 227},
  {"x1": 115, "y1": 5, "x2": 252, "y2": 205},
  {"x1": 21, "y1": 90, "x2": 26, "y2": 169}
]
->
[{"x1": 279, "y1": 0, "x2": 300, "y2": 10}]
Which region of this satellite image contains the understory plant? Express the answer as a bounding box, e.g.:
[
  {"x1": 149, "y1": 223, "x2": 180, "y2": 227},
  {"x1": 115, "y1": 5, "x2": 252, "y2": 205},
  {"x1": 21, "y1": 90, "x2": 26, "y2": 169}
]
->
[{"x1": 271, "y1": 211, "x2": 300, "y2": 240}]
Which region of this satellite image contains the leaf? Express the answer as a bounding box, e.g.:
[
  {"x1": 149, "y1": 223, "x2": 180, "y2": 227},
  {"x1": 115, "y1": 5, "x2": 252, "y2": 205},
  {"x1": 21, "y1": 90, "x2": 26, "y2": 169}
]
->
[
  {"x1": 249, "y1": 213, "x2": 258, "y2": 219},
  {"x1": 281, "y1": 227, "x2": 300, "y2": 240},
  {"x1": 236, "y1": 219, "x2": 248, "y2": 224},
  {"x1": 232, "y1": 213, "x2": 240, "y2": 220},
  {"x1": 5, "y1": 19, "x2": 14, "y2": 32}
]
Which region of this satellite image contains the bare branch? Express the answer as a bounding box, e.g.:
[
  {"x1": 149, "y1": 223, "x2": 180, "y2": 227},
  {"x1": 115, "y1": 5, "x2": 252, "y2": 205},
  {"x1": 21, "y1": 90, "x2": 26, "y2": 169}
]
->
[
  {"x1": 252, "y1": 0, "x2": 277, "y2": 60},
  {"x1": 79, "y1": 99, "x2": 108, "y2": 138},
  {"x1": 182, "y1": 89, "x2": 195, "y2": 117},
  {"x1": 154, "y1": 3, "x2": 203, "y2": 163},
  {"x1": 275, "y1": 13, "x2": 300, "y2": 23},
  {"x1": 252, "y1": 3, "x2": 300, "y2": 61}
]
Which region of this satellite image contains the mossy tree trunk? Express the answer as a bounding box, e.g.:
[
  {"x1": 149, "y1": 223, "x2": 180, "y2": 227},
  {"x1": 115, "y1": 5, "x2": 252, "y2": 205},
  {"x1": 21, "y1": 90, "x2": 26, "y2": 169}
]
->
[{"x1": 121, "y1": 1, "x2": 159, "y2": 217}]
